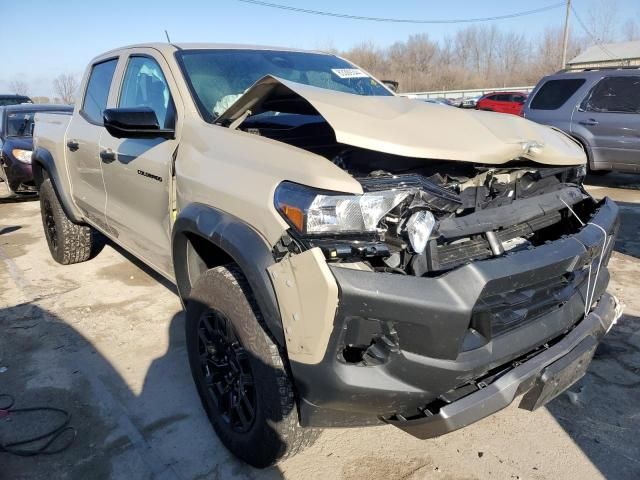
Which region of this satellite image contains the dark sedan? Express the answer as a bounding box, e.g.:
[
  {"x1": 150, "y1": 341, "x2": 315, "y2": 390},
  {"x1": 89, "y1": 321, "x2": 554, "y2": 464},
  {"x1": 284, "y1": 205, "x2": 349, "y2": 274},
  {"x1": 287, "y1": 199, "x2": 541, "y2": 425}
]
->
[{"x1": 0, "y1": 104, "x2": 72, "y2": 196}]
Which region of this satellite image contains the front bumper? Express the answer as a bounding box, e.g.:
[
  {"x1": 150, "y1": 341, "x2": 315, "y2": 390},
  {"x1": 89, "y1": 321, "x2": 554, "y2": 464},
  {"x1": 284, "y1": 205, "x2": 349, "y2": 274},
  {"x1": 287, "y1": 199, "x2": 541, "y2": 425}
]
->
[
  {"x1": 290, "y1": 197, "x2": 620, "y2": 431},
  {"x1": 386, "y1": 292, "x2": 620, "y2": 439}
]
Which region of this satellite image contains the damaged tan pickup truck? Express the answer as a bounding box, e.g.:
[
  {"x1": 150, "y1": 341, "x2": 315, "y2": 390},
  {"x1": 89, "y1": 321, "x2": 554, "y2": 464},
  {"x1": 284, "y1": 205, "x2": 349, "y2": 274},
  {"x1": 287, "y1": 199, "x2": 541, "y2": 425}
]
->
[{"x1": 32, "y1": 43, "x2": 621, "y2": 467}]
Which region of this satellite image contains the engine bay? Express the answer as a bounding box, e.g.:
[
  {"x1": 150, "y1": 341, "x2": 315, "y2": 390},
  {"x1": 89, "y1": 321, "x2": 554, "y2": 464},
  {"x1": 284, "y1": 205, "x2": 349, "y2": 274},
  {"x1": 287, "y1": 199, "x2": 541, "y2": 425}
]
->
[{"x1": 243, "y1": 113, "x2": 594, "y2": 276}]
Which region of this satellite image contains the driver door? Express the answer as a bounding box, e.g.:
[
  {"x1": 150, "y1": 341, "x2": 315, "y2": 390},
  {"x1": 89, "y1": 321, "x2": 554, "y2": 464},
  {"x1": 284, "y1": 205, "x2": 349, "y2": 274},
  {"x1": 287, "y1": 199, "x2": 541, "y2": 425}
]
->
[{"x1": 100, "y1": 51, "x2": 181, "y2": 277}]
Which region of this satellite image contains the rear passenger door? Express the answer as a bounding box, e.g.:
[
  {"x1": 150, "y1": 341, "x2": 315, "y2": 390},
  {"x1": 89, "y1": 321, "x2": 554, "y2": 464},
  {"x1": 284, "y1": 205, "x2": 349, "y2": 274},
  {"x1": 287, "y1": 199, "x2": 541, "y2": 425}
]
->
[
  {"x1": 572, "y1": 75, "x2": 640, "y2": 171},
  {"x1": 66, "y1": 58, "x2": 118, "y2": 230},
  {"x1": 100, "y1": 50, "x2": 180, "y2": 277}
]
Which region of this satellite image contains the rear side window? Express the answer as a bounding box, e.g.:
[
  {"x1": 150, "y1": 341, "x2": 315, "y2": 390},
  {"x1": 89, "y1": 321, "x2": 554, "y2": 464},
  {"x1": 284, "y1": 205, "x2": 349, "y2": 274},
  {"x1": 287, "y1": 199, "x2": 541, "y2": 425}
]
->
[
  {"x1": 530, "y1": 79, "x2": 586, "y2": 110},
  {"x1": 494, "y1": 94, "x2": 511, "y2": 101},
  {"x1": 583, "y1": 76, "x2": 640, "y2": 113},
  {"x1": 82, "y1": 59, "x2": 118, "y2": 124}
]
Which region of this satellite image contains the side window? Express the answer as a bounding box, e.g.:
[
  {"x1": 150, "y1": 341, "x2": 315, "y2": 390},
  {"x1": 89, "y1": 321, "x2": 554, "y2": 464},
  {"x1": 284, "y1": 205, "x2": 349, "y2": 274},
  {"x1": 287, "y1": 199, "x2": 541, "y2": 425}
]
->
[
  {"x1": 511, "y1": 94, "x2": 526, "y2": 103},
  {"x1": 82, "y1": 59, "x2": 118, "y2": 124},
  {"x1": 119, "y1": 56, "x2": 175, "y2": 129},
  {"x1": 495, "y1": 94, "x2": 511, "y2": 102},
  {"x1": 583, "y1": 76, "x2": 640, "y2": 113},
  {"x1": 530, "y1": 79, "x2": 586, "y2": 110}
]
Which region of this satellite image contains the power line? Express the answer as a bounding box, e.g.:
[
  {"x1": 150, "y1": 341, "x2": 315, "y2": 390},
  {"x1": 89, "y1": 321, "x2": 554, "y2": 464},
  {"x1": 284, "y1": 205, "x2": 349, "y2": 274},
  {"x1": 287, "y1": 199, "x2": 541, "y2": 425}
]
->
[
  {"x1": 570, "y1": 4, "x2": 619, "y2": 60},
  {"x1": 233, "y1": 0, "x2": 566, "y2": 24}
]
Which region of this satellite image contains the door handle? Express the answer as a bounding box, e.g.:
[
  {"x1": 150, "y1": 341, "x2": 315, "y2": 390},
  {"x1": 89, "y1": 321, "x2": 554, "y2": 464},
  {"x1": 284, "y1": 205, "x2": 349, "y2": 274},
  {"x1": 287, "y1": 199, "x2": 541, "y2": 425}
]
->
[
  {"x1": 99, "y1": 149, "x2": 116, "y2": 163},
  {"x1": 66, "y1": 140, "x2": 79, "y2": 152},
  {"x1": 578, "y1": 119, "x2": 599, "y2": 126}
]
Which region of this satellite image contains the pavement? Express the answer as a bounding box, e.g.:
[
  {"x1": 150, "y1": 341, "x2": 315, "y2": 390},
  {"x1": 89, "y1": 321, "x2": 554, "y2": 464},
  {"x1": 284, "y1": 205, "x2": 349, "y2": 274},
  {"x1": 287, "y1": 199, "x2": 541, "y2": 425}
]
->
[{"x1": 0, "y1": 173, "x2": 639, "y2": 480}]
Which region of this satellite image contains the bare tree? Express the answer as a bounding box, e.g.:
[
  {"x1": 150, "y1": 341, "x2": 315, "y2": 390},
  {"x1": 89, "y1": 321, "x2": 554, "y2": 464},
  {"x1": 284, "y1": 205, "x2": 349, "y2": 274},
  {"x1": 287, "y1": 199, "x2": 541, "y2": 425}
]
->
[
  {"x1": 53, "y1": 74, "x2": 79, "y2": 105},
  {"x1": 344, "y1": 41, "x2": 387, "y2": 75},
  {"x1": 621, "y1": 19, "x2": 640, "y2": 41},
  {"x1": 9, "y1": 79, "x2": 29, "y2": 96},
  {"x1": 339, "y1": 7, "x2": 633, "y2": 94},
  {"x1": 587, "y1": 0, "x2": 620, "y2": 43}
]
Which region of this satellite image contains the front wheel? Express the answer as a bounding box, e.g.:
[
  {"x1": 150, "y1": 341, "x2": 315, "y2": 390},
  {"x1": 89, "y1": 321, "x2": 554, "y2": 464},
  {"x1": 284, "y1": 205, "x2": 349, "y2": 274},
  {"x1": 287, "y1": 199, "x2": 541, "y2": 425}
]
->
[{"x1": 186, "y1": 265, "x2": 319, "y2": 468}]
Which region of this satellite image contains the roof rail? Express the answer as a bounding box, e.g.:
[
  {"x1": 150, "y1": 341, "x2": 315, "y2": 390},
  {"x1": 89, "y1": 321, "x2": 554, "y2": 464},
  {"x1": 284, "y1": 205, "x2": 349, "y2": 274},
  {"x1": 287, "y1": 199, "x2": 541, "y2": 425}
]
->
[{"x1": 556, "y1": 65, "x2": 640, "y2": 73}]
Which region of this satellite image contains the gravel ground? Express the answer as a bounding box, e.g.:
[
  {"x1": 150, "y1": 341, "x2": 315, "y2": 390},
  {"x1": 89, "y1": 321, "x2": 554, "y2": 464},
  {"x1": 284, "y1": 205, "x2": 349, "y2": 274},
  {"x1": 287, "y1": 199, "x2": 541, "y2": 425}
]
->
[{"x1": 0, "y1": 174, "x2": 639, "y2": 480}]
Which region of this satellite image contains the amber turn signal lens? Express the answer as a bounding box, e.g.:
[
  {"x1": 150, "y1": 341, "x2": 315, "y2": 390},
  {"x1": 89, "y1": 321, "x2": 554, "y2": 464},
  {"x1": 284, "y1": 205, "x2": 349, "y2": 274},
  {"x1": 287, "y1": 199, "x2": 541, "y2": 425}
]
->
[{"x1": 281, "y1": 204, "x2": 304, "y2": 231}]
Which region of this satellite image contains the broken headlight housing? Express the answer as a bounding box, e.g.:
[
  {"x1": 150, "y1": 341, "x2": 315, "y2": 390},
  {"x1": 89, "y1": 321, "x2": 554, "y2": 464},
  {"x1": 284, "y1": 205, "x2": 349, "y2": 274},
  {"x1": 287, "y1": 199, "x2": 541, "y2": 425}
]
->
[
  {"x1": 275, "y1": 181, "x2": 411, "y2": 235},
  {"x1": 405, "y1": 210, "x2": 436, "y2": 254}
]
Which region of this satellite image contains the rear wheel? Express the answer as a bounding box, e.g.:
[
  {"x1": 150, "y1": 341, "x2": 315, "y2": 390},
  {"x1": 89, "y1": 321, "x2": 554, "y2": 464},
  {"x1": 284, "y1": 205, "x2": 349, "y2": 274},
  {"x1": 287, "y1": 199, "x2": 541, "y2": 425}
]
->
[
  {"x1": 39, "y1": 177, "x2": 94, "y2": 264},
  {"x1": 186, "y1": 265, "x2": 319, "y2": 468}
]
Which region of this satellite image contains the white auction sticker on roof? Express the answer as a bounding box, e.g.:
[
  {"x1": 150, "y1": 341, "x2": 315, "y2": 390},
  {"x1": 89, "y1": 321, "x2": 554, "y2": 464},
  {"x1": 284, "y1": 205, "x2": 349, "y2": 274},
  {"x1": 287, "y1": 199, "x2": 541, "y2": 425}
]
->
[{"x1": 331, "y1": 68, "x2": 369, "y2": 79}]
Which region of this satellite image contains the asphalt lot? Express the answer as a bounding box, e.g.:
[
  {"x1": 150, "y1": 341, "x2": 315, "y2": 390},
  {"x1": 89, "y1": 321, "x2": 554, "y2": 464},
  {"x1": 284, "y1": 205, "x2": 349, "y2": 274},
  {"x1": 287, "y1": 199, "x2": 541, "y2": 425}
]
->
[{"x1": 1, "y1": 174, "x2": 639, "y2": 480}]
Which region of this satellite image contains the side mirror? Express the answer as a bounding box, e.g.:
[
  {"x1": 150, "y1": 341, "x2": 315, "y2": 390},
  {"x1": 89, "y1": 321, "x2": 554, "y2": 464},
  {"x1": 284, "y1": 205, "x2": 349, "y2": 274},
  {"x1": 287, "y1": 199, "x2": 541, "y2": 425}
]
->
[{"x1": 103, "y1": 107, "x2": 174, "y2": 139}]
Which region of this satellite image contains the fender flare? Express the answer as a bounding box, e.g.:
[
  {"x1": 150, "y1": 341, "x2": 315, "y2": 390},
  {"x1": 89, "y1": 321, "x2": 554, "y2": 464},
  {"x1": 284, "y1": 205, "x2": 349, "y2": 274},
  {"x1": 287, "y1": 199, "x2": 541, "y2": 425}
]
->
[
  {"x1": 172, "y1": 203, "x2": 284, "y2": 346},
  {"x1": 31, "y1": 147, "x2": 84, "y2": 223}
]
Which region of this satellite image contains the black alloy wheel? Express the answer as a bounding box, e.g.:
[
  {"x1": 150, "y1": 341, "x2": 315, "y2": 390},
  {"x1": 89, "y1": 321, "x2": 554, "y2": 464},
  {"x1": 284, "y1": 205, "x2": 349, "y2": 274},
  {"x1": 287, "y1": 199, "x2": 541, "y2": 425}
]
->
[
  {"x1": 197, "y1": 309, "x2": 257, "y2": 433},
  {"x1": 42, "y1": 196, "x2": 58, "y2": 250}
]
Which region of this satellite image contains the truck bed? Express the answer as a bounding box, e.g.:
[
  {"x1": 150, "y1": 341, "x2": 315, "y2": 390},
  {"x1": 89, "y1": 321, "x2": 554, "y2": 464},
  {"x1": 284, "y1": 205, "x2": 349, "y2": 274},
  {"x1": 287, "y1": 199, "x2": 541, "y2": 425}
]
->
[{"x1": 33, "y1": 111, "x2": 73, "y2": 196}]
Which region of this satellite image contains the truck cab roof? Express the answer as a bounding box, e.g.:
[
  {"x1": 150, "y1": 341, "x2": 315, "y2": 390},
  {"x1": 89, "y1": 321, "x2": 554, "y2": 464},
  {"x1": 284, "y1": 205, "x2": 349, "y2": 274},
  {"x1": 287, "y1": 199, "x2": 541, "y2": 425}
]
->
[{"x1": 98, "y1": 42, "x2": 325, "y2": 58}]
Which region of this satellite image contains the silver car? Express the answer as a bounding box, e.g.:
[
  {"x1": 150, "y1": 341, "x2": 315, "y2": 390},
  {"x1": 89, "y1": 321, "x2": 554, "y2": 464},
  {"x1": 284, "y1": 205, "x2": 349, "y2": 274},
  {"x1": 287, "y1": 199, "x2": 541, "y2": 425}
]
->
[{"x1": 523, "y1": 68, "x2": 640, "y2": 173}]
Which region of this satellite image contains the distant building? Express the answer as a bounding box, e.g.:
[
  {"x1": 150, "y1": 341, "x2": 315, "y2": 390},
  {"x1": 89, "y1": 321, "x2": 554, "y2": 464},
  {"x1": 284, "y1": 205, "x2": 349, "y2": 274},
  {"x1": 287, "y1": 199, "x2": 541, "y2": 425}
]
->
[{"x1": 567, "y1": 40, "x2": 640, "y2": 70}]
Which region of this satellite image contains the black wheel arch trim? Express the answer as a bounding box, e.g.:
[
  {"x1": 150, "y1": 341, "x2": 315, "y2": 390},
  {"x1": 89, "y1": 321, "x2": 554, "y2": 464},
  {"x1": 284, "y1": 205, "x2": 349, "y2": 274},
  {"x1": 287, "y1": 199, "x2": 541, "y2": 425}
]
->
[
  {"x1": 172, "y1": 203, "x2": 285, "y2": 346},
  {"x1": 31, "y1": 147, "x2": 84, "y2": 223}
]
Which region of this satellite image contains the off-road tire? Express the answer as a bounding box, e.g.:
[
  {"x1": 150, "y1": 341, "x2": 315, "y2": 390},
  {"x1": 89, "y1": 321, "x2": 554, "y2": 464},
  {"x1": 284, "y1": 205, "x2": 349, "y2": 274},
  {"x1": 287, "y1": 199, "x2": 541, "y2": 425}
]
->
[
  {"x1": 186, "y1": 265, "x2": 320, "y2": 468},
  {"x1": 39, "y1": 177, "x2": 93, "y2": 264}
]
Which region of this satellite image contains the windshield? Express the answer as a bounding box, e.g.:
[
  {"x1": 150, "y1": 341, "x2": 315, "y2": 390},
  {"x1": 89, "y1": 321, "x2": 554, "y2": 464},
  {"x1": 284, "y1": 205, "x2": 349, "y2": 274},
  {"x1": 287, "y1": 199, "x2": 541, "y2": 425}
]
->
[
  {"x1": 6, "y1": 111, "x2": 37, "y2": 137},
  {"x1": 176, "y1": 49, "x2": 392, "y2": 122}
]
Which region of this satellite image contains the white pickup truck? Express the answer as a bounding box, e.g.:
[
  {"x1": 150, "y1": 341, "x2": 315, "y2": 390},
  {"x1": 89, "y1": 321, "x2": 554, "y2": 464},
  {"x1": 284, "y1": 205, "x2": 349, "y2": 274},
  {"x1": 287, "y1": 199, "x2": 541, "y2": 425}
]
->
[{"x1": 33, "y1": 43, "x2": 620, "y2": 468}]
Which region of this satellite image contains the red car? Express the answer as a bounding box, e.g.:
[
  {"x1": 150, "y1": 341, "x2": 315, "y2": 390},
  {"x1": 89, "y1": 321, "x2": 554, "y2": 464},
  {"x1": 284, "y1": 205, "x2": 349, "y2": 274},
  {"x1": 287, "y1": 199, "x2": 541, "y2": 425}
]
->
[{"x1": 475, "y1": 92, "x2": 528, "y2": 115}]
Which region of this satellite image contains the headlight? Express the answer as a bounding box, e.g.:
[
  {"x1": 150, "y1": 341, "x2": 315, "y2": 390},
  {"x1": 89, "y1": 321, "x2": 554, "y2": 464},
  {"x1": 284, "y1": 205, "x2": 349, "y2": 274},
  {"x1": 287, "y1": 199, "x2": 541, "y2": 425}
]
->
[
  {"x1": 12, "y1": 149, "x2": 32, "y2": 164},
  {"x1": 275, "y1": 182, "x2": 410, "y2": 234}
]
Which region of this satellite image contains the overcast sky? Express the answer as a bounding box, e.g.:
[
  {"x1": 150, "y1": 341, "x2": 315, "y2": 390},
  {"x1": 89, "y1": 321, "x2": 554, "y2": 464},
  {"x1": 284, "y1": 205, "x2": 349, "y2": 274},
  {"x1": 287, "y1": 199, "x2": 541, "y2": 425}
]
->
[{"x1": 3, "y1": 0, "x2": 639, "y2": 97}]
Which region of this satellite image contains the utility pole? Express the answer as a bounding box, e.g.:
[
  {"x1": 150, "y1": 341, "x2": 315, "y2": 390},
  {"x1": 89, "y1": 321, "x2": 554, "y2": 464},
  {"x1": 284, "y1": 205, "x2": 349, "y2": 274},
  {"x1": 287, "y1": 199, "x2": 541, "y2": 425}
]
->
[{"x1": 561, "y1": 0, "x2": 571, "y2": 69}]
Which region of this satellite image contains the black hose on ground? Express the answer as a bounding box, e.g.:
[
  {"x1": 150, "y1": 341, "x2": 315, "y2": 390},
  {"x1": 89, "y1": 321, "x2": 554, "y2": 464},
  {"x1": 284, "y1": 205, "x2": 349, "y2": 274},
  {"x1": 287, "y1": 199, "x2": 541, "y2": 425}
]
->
[{"x1": 0, "y1": 393, "x2": 76, "y2": 456}]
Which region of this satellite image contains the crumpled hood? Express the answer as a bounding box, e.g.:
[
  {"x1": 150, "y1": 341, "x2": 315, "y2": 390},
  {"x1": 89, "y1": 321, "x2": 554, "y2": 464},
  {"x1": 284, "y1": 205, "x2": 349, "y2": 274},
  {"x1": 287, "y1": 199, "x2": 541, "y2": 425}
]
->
[{"x1": 216, "y1": 75, "x2": 586, "y2": 166}]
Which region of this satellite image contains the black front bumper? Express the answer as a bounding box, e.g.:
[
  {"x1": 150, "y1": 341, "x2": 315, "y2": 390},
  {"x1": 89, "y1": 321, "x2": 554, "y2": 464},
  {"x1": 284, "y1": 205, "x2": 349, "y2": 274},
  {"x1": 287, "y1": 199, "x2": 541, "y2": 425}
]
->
[
  {"x1": 291, "y1": 198, "x2": 620, "y2": 433},
  {"x1": 386, "y1": 293, "x2": 619, "y2": 439}
]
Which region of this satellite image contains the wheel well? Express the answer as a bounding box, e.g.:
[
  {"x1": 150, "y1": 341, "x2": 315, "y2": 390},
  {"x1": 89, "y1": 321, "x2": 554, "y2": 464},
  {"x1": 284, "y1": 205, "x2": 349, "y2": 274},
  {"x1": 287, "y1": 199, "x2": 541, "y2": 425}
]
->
[
  {"x1": 569, "y1": 135, "x2": 604, "y2": 172},
  {"x1": 570, "y1": 135, "x2": 591, "y2": 161},
  {"x1": 32, "y1": 160, "x2": 46, "y2": 188},
  {"x1": 182, "y1": 232, "x2": 234, "y2": 294}
]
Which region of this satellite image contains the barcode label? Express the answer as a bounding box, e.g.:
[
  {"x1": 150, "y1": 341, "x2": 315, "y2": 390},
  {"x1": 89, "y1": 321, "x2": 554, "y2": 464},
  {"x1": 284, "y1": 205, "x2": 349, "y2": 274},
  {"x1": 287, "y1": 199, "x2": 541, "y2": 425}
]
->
[{"x1": 331, "y1": 68, "x2": 369, "y2": 79}]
